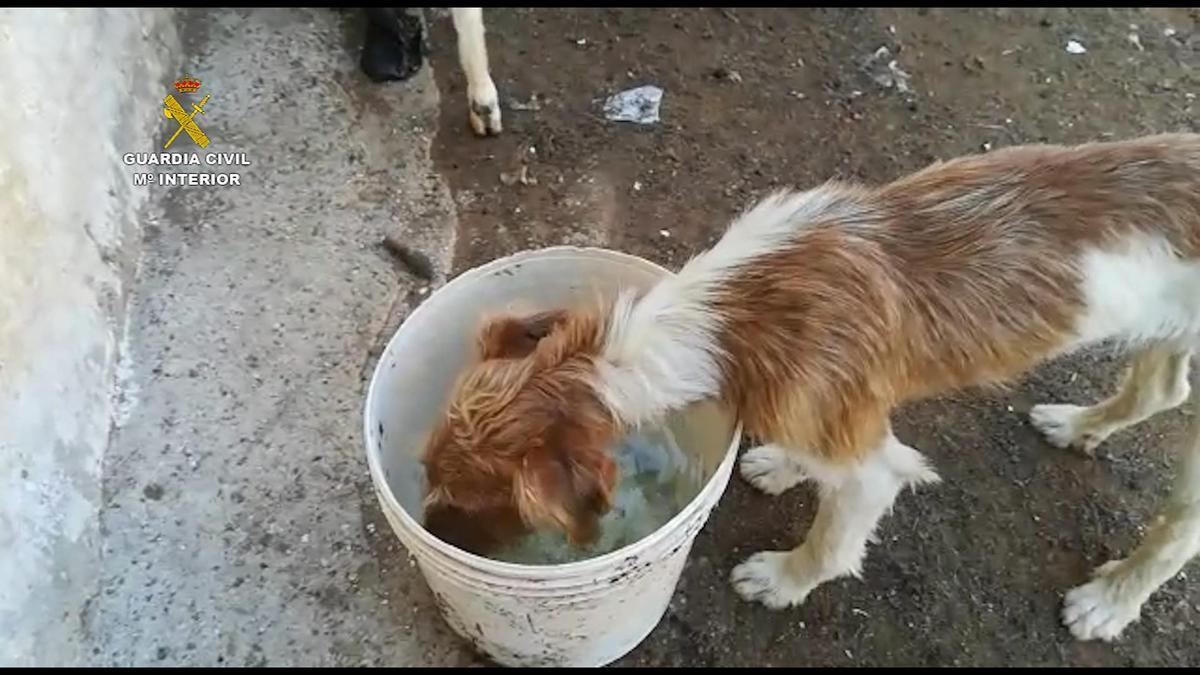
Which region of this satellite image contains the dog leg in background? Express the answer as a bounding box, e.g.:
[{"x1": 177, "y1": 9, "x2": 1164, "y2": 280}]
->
[
  {"x1": 1062, "y1": 382, "x2": 1200, "y2": 641},
  {"x1": 450, "y1": 7, "x2": 502, "y2": 136},
  {"x1": 360, "y1": 8, "x2": 425, "y2": 83},
  {"x1": 1031, "y1": 344, "x2": 1192, "y2": 456},
  {"x1": 730, "y1": 428, "x2": 940, "y2": 608}
]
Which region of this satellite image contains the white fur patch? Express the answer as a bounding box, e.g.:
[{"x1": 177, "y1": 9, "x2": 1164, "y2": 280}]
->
[
  {"x1": 739, "y1": 443, "x2": 808, "y2": 495},
  {"x1": 594, "y1": 186, "x2": 871, "y2": 424},
  {"x1": 730, "y1": 550, "x2": 814, "y2": 609},
  {"x1": 1062, "y1": 559, "x2": 1144, "y2": 642},
  {"x1": 1071, "y1": 234, "x2": 1200, "y2": 350},
  {"x1": 1029, "y1": 403, "x2": 1094, "y2": 450}
]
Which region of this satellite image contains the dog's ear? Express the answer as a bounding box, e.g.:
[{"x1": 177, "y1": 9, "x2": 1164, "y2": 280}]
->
[
  {"x1": 514, "y1": 440, "x2": 618, "y2": 546},
  {"x1": 477, "y1": 309, "x2": 569, "y2": 360}
]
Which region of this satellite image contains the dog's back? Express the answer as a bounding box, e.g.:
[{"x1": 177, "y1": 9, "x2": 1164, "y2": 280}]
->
[
  {"x1": 694, "y1": 134, "x2": 1200, "y2": 457},
  {"x1": 880, "y1": 133, "x2": 1200, "y2": 383}
]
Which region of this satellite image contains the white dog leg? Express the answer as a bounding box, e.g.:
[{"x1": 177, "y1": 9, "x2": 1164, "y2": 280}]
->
[
  {"x1": 731, "y1": 430, "x2": 939, "y2": 609},
  {"x1": 450, "y1": 8, "x2": 501, "y2": 136}
]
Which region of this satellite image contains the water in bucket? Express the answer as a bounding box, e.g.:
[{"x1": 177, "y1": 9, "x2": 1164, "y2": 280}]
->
[{"x1": 491, "y1": 418, "x2": 707, "y2": 565}]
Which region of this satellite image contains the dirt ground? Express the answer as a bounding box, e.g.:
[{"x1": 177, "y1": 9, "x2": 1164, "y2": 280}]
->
[{"x1": 424, "y1": 8, "x2": 1200, "y2": 667}]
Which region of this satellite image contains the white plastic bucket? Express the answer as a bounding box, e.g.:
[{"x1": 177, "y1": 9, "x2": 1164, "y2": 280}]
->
[{"x1": 363, "y1": 246, "x2": 742, "y2": 667}]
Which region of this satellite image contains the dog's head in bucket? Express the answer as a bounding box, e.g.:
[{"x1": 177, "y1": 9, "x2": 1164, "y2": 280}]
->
[{"x1": 421, "y1": 308, "x2": 620, "y2": 556}]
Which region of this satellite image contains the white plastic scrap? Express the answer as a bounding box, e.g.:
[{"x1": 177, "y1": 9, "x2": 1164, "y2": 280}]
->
[
  {"x1": 603, "y1": 85, "x2": 664, "y2": 124},
  {"x1": 863, "y1": 46, "x2": 913, "y2": 94},
  {"x1": 1065, "y1": 39, "x2": 1087, "y2": 55}
]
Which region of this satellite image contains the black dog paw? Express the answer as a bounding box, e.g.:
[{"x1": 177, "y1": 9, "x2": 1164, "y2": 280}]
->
[{"x1": 360, "y1": 8, "x2": 425, "y2": 83}]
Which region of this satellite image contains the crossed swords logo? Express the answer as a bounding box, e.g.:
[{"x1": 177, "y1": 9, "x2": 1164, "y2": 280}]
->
[{"x1": 162, "y1": 93, "x2": 211, "y2": 150}]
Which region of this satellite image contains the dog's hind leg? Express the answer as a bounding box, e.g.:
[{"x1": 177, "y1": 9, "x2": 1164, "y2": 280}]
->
[
  {"x1": 730, "y1": 426, "x2": 940, "y2": 609},
  {"x1": 1061, "y1": 384, "x2": 1200, "y2": 641},
  {"x1": 1031, "y1": 344, "x2": 1192, "y2": 456},
  {"x1": 450, "y1": 7, "x2": 502, "y2": 136}
]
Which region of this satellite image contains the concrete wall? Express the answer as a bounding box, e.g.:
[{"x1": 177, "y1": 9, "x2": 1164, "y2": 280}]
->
[{"x1": 0, "y1": 9, "x2": 179, "y2": 665}]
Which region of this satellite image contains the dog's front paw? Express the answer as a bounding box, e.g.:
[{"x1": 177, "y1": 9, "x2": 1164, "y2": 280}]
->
[
  {"x1": 1062, "y1": 559, "x2": 1142, "y2": 642},
  {"x1": 1030, "y1": 403, "x2": 1107, "y2": 455},
  {"x1": 739, "y1": 444, "x2": 806, "y2": 496},
  {"x1": 467, "y1": 80, "x2": 502, "y2": 136},
  {"x1": 730, "y1": 551, "x2": 813, "y2": 609}
]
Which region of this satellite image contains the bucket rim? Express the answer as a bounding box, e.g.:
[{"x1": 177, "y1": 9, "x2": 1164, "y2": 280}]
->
[{"x1": 362, "y1": 245, "x2": 742, "y2": 579}]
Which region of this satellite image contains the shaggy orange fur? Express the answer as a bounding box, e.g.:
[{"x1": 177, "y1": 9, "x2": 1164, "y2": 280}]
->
[{"x1": 421, "y1": 308, "x2": 617, "y2": 554}]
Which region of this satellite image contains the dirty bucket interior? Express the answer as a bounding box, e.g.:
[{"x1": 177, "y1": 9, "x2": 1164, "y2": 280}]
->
[{"x1": 368, "y1": 247, "x2": 739, "y2": 565}]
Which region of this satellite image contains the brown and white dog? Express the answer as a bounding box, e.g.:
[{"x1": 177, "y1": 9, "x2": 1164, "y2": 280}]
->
[{"x1": 422, "y1": 133, "x2": 1200, "y2": 642}]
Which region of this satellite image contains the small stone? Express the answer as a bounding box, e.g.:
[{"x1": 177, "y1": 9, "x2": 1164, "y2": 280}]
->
[
  {"x1": 143, "y1": 483, "x2": 165, "y2": 501},
  {"x1": 509, "y1": 95, "x2": 542, "y2": 112},
  {"x1": 712, "y1": 66, "x2": 741, "y2": 83}
]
